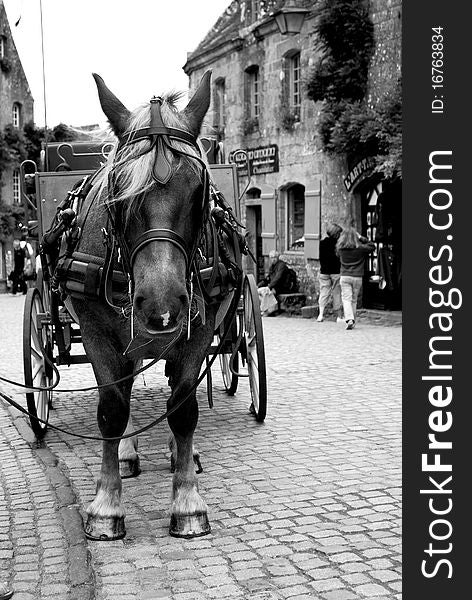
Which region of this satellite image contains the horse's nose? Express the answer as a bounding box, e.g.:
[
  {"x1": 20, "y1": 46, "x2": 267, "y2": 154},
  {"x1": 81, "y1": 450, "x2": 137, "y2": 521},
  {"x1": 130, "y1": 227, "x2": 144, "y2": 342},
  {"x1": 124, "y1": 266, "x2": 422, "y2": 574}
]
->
[{"x1": 133, "y1": 288, "x2": 187, "y2": 333}]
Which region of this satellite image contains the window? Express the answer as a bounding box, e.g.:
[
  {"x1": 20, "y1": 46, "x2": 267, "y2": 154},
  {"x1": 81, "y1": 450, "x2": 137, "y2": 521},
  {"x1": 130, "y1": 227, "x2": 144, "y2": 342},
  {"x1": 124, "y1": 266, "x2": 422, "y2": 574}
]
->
[
  {"x1": 13, "y1": 169, "x2": 20, "y2": 204},
  {"x1": 283, "y1": 51, "x2": 301, "y2": 119},
  {"x1": 213, "y1": 78, "x2": 226, "y2": 132},
  {"x1": 243, "y1": 1, "x2": 260, "y2": 25},
  {"x1": 287, "y1": 184, "x2": 305, "y2": 250},
  {"x1": 290, "y1": 53, "x2": 301, "y2": 114},
  {"x1": 0, "y1": 37, "x2": 5, "y2": 59},
  {"x1": 245, "y1": 66, "x2": 260, "y2": 119},
  {"x1": 12, "y1": 103, "x2": 21, "y2": 128}
]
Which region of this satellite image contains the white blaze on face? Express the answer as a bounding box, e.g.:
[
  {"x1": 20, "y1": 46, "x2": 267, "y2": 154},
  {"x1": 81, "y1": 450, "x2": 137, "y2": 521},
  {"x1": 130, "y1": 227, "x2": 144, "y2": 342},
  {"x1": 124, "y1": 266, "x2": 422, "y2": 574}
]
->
[{"x1": 161, "y1": 311, "x2": 171, "y2": 327}]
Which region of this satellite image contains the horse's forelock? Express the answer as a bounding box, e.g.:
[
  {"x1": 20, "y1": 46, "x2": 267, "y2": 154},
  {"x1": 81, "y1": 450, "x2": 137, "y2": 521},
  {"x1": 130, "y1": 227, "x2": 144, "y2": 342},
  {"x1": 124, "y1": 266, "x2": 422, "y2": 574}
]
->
[{"x1": 97, "y1": 93, "x2": 204, "y2": 214}]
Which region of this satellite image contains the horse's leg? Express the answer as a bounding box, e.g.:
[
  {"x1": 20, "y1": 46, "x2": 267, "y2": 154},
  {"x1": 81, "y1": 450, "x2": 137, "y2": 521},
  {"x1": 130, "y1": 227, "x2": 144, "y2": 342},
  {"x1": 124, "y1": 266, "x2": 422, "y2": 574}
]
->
[
  {"x1": 166, "y1": 336, "x2": 213, "y2": 538},
  {"x1": 119, "y1": 417, "x2": 141, "y2": 478},
  {"x1": 118, "y1": 359, "x2": 143, "y2": 478},
  {"x1": 168, "y1": 433, "x2": 203, "y2": 474},
  {"x1": 81, "y1": 334, "x2": 134, "y2": 541}
]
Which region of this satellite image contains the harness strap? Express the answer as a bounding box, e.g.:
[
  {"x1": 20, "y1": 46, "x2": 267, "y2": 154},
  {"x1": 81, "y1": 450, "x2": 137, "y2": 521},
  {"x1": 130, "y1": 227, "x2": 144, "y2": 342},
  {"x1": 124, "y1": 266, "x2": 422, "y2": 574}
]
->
[
  {"x1": 117, "y1": 126, "x2": 197, "y2": 150},
  {"x1": 129, "y1": 228, "x2": 190, "y2": 270},
  {"x1": 84, "y1": 263, "x2": 101, "y2": 299}
]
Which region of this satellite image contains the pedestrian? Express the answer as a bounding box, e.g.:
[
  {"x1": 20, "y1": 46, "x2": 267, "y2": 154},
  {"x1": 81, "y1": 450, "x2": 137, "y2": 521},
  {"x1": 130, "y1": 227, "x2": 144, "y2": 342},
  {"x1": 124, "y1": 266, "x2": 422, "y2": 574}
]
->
[
  {"x1": 0, "y1": 581, "x2": 13, "y2": 599},
  {"x1": 257, "y1": 250, "x2": 295, "y2": 315},
  {"x1": 317, "y1": 223, "x2": 344, "y2": 323},
  {"x1": 10, "y1": 239, "x2": 28, "y2": 295},
  {"x1": 336, "y1": 226, "x2": 375, "y2": 330},
  {"x1": 258, "y1": 250, "x2": 292, "y2": 295}
]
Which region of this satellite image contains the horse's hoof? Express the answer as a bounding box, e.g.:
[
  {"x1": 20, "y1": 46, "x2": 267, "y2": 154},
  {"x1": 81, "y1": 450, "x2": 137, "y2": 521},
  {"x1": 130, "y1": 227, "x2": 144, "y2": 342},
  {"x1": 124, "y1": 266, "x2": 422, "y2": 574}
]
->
[
  {"x1": 169, "y1": 512, "x2": 211, "y2": 538},
  {"x1": 119, "y1": 457, "x2": 141, "y2": 479},
  {"x1": 84, "y1": 515, "x2": 126, "y2": 541}
]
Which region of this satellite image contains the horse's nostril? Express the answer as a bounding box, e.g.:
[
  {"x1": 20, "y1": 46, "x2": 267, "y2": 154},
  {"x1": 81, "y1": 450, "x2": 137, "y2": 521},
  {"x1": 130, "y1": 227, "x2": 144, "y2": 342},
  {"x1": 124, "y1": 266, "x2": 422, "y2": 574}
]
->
[{"x1": 134, "y1": 295, "x2": 145, "y2": 311}]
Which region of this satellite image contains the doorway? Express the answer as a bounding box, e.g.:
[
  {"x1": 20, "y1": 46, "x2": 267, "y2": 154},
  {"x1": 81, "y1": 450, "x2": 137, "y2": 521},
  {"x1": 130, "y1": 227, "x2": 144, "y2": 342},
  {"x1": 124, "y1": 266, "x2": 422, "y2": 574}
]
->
[
  {"x1": 361, "y1": 178, "x2": 402, "y2": 310},
  {"x1": 245, "y1": 202, "x2": 264, "y2": 283}
]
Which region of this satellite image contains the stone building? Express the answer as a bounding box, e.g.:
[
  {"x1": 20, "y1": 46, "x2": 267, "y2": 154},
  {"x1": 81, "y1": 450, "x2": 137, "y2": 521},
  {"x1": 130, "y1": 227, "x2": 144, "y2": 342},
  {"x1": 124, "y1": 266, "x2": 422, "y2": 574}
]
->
[
  {"x1": 184, "y1": 0, "x2": 402, "y2": 310},
  {"x1": 0, "y1": 0, "x2": 34, "y2": 291}
]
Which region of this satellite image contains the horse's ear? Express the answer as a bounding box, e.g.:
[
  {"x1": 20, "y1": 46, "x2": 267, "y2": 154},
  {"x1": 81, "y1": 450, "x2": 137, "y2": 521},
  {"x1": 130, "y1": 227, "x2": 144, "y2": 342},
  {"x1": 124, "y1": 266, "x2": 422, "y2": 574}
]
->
[
  {"x1": 182, "y1": 70, "x2": 212, "y2": 136},
  {"x1": 92, "y1": 73, "x2": 131, "y2": 137}
]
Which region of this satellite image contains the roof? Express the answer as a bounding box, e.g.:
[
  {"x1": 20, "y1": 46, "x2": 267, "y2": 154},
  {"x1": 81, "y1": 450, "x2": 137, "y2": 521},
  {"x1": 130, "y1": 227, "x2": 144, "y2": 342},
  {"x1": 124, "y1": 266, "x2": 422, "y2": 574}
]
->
[
  {"x1": 187, "y1": 0, "x2": 242, "y2": 63},
  {"x1": 184, "y1": 0, "x2": 312, "y2": 71}
]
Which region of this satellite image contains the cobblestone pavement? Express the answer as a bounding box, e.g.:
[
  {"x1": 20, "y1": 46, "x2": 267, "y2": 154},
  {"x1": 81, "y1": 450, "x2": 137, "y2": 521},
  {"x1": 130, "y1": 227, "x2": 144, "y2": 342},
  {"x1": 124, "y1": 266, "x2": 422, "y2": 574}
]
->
[{"x1": 0, "y1": 294, "x2": 401, "y2": 599}]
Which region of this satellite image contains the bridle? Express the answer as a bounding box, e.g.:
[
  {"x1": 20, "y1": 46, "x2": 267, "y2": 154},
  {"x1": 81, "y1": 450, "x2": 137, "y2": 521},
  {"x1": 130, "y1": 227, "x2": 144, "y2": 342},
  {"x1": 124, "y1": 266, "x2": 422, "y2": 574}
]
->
[{"x1": 103, "y1": 95, "x2": 210, "y2": 296}]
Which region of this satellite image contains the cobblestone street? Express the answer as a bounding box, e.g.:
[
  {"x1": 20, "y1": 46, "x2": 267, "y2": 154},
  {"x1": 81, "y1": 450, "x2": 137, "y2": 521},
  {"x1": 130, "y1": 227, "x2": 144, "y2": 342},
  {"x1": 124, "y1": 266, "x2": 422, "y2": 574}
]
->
[{"x1": 0, "y1": 293, "x2": 401, "y2": 600}]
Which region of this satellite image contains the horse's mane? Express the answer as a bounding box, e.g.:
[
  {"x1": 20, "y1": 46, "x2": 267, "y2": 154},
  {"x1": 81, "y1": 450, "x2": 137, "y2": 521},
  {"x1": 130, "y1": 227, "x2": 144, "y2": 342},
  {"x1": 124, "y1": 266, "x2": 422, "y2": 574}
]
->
[{"x1": 96, "y1": 92, "x2": 206, "y2": 218}]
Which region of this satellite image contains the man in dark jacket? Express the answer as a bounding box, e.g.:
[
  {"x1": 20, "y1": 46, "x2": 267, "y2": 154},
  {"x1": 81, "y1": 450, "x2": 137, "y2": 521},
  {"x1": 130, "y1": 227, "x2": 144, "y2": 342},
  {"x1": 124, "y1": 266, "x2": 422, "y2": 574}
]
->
[
  {"x1": 258, "y1": 251, "x2": 292, "y2": 295},
  {"x1": 257, "y1": 250, "x2": 295, "y2": 315}
]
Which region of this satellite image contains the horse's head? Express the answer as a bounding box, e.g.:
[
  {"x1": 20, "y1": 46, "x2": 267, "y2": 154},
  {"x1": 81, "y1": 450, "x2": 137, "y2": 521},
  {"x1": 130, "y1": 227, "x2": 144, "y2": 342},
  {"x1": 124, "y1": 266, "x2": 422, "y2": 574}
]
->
[{"x1": 93, "y1": 72, "x2": 211, "y2": 335}]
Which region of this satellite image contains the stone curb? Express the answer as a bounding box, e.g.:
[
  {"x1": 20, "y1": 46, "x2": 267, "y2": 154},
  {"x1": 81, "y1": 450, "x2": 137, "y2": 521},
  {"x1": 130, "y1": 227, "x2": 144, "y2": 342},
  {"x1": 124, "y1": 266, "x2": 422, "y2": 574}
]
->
[{"x1": 6, "y1": 406, "x2": 95, "y2": 600}]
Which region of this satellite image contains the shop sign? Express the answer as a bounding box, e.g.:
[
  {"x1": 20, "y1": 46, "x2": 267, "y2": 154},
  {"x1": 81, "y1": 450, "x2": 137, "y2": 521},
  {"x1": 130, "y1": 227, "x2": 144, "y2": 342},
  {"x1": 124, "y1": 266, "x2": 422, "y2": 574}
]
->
[
  {"x1": 344, "y1": 156, "x2": 376, "y2": 191},
  {"x1": 229, "y1": 144, "x2": 279, "y2": 177}
]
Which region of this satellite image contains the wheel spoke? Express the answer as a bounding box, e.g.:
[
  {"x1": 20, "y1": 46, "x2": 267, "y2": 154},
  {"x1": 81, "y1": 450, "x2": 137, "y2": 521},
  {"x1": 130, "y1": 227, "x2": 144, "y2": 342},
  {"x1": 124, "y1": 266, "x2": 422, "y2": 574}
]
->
[
  {"x1": 31, "y1": 362, "x2": 43, "y2": 381},
  {"x1": 31, "y1": 346, "x2": 42, "y2": 359},
  {"x1": 247, "y1": 353, "x2": 259, "y2": 372},
  {"x1": 246, "y1": 332, "x2": 257, "y2": 346},
  {"x1": 249, "y1": 373, "x2": 259, "y2": 405},
  {"x1": 30, "y1": 326, "x2": 41, "y2": 351},
  {"x1": 31, "y1": 301, "x2": 38, "y2": 323}
]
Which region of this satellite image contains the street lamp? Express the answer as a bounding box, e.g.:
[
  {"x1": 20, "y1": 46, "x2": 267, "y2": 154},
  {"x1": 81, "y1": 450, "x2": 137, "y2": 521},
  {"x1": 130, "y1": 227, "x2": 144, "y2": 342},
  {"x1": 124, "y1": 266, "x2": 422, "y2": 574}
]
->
[{"x1": 273, "y1": 0, "x2": 309, "y2": 35}]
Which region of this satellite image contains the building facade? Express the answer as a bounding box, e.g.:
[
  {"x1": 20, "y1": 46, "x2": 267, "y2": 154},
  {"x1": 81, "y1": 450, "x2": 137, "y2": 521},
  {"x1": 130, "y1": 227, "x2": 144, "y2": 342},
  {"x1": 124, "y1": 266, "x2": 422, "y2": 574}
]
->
[
  {"x1": 184, "y1": 0, "x2": 402, "y2": 310},
  {"x1": 0, "y1": 0, "x2": 34, "y2": 290}
]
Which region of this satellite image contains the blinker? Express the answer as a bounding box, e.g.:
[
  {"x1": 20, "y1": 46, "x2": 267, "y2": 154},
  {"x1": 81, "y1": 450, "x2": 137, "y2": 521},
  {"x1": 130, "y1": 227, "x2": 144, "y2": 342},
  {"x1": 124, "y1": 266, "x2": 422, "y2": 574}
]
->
[{"x1": 149, "y1": 96, "x2": 173, "y2": 185}]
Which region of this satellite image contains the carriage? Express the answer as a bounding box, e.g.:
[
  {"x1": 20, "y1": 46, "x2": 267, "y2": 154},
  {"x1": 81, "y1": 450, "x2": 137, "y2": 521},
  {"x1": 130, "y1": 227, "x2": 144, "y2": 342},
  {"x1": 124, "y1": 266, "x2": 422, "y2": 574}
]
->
[{"x1": 19, "y1": 136, "x2": 268, "y2": 440}]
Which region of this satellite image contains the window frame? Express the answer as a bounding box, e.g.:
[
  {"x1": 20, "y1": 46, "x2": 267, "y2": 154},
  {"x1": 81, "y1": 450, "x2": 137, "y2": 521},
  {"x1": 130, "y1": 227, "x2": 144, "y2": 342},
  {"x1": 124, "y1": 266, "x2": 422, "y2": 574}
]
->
[
  {"x1": 290, "y1": 52, "x2": 301, "y2": 114},
  {"x1": 13, "y1": 169, "x2": 21, "y2": 204},
  {"x1": 286, "y1": 184, "x2": 305, "y2": 251},
  {"x1": 12, "y1": 103, "x2": 21, "y2": 128},
  {"x1": 245, "y1": 65, "x2": 260, "y2": 120},
  {"x1": 213, "y1": 77, "x2": 226, "y2": 132}
]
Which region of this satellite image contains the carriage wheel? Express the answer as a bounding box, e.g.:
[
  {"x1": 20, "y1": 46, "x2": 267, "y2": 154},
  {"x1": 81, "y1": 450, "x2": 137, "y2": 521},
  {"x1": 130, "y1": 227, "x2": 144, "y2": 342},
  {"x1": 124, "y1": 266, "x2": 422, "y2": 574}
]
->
[
  {"x1": 217, "y1": 319, "x2": 239, "y2": 396},
  {"x1": 23, "y1": 287, "x2": 53, "y2": 438},
  {"x1": 242, "y1": 274, "x2": 267, "y2": 422},
  {"x1": 35, "y1": 267, "x2": 50, "y2": 313}
]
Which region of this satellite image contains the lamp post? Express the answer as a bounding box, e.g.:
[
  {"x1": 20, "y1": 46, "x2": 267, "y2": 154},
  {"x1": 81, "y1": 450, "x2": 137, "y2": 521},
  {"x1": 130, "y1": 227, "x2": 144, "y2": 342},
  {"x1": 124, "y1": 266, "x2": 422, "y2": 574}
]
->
[{"x1": 273, "y1": 0, "x2": 309, "y2": 35}]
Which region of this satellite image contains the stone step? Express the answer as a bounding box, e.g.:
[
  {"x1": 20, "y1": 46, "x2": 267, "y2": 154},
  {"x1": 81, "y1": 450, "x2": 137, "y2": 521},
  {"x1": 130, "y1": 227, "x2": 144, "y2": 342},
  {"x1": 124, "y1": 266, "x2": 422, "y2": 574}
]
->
[{"x1": 301, "y1": 305, "x2": 317, "y2": 319}]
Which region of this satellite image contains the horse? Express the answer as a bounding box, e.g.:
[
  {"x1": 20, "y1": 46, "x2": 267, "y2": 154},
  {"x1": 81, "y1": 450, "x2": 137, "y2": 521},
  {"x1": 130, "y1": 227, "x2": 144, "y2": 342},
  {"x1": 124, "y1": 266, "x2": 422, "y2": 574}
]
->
[{"x1": 65, "y1": 70, "x2": 240, "y2": 540}]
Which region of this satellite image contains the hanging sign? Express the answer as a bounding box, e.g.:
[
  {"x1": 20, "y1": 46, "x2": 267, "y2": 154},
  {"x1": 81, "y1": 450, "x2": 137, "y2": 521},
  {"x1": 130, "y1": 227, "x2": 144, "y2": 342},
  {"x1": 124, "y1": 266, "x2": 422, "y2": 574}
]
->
[
  {"x1": 229, "y1": 144, "x2": 279, "y2": 177},
  {"x1": 344, "y1": 156, "x2": 376, "y2": 191}
]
